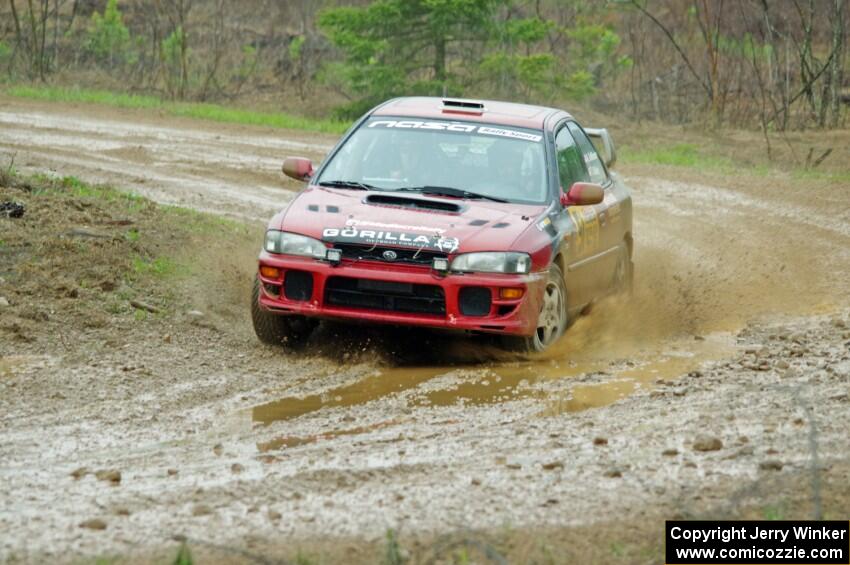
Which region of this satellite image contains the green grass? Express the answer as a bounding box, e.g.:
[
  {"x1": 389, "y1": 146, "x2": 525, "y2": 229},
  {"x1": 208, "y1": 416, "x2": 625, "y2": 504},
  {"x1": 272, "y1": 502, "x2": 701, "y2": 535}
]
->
[
  {"x1": 609, "y1": 541, "x2": 626, "y2": 558},
  {"x1": 132, "y1": 255, "x2": 180, "y2": 278},
  {"x1": 161, "y1": 203, "x2": 244, "y2": 232},
  {"x1": 169, "y1": 102, "x2": 348, "y2": 133},
  {"x1": 620, "y1": 140, "x2": 850, "y2": 183},
  {"x1": 762, "y1": 502, "x2": 787, "y2": 521},
  {"x1": 28, "y1": 174, "x2": 149, "y2": 213},
  {"x1": 791, "y1": 168, "x2": 850, "y2": 183},
  {"x1": 383, "y1": 529, "x2": 404, "y2": 565},
  {"x1": 8, "y1": 84, "x2": 163, "y2": 109},
  {"x1": 172, "y1": 543, "x2": 193, "y2": 565},
  {"x1": 620, "y1": 142, "x2": 734, "y2": 169},
  {"x1": 294, "y1": 551, "x2": 319, "y2": 565},
  {"x1": 5, "y1": 84, "x2": 351, "y2": 135}
]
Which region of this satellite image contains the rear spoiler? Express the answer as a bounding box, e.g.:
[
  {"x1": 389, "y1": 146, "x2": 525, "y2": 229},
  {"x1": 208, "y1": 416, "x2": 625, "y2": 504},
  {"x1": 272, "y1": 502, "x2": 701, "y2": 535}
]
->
[{"x1": 585, "y1": 128, "x2": 617, "y2": 169}]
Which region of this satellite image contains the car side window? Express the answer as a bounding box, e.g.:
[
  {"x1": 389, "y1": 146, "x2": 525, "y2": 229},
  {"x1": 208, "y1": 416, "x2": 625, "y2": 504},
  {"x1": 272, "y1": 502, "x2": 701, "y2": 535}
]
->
[
  {"x1": 554, "y1": 126, "x2": 589, "y2": 190},
  {"x1": 567, "y1": 122, "x2": 608, "y2": 185}
]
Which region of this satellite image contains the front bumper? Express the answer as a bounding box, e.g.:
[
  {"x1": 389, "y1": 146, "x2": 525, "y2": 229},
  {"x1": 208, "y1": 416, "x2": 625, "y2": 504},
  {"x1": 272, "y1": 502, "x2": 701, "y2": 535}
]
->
[{"x1": 256, "y1": 251, "x2": 546, "y2": 336}]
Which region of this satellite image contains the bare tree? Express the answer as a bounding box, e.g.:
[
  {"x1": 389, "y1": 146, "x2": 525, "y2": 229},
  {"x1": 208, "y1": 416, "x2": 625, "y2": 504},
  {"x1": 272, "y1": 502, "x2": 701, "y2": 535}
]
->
[
  {"x1": 693, "y1": 0, "x2": 725, "y2": 120},
  {"x1": 199, "y1": 0, "x2": 226, "y2": 100},
  {"x1": 154, "y1": 0, "x2": 193, "y2": 99},
  {"x1": 826, "y1": 0, "x2": 846, "y2": 127},
  {"x1": 7, "y1": 0, "x2": 25, "y2": 76},
  {"x1": 629, "y1": 0, "x2": 713, "y2": 105}
]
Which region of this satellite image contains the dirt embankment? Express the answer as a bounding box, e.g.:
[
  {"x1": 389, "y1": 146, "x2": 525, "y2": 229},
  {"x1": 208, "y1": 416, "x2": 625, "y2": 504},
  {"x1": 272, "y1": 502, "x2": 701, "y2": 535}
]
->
[{"x1": 1, "y1": 99, "x2": 849, "y2": 564}]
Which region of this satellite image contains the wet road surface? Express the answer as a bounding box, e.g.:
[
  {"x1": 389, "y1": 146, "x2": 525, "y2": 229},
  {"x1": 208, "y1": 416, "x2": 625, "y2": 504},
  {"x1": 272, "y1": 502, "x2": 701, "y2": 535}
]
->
[{"x1": 1, "y1": 96, "x2": 849, "y2": 562}]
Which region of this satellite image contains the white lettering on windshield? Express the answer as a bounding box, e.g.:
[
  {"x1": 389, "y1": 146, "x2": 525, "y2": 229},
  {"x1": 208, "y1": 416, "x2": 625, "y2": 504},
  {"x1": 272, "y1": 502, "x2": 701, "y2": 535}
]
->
[
  {"x1": 478, "y1": 126, "x2": 542, "y2": 142},
  {"x1": 367, "y1": 119, "x2": 539, "y2": 141}
]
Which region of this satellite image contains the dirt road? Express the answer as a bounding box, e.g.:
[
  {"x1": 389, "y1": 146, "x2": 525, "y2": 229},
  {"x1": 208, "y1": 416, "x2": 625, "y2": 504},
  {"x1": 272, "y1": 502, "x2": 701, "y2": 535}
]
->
[
  {"x1": 0, "y1": 98, "x2": 332, "y2": 222},
  {"x1": 1, "y1": 97, "x2": 849, "y2": 563}
]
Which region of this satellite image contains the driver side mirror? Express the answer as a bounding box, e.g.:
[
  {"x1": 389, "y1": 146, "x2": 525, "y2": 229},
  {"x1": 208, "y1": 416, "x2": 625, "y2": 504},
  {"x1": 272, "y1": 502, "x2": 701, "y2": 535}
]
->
[
  {"x1": 560, "y1": 182, "x2": 604, "y2": 207},
  {"x1": 282, "y1": 157, "x2": 314, "y2": 181}
]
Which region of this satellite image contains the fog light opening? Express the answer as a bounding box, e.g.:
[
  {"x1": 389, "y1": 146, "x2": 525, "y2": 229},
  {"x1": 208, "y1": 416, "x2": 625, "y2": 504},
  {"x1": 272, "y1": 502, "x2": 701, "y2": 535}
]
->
[
  {"x1": 459, "y1": 287, "x2": 492, "y2": 317},
  {"x1": 263, "y1": 283, "x2": 280, "y2": 297},
  {"x1": 284, "y1": 270, "x2": 314, "y2": 301},
  {"x1": 497, "y1": 304, "x2": 516, "y2": 316}
]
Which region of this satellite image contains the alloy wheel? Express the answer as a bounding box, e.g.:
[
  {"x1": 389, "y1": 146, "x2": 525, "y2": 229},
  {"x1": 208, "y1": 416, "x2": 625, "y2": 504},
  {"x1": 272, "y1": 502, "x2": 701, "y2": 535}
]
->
[{"x1": 536, "y1": 281, "x2": 564, "y2": 347}]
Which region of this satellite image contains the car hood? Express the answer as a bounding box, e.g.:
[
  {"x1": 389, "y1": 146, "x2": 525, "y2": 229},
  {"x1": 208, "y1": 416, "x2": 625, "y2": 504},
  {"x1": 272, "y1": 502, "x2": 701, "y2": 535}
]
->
[{"x1": 278, "y1": 187, "x2": 547, "y2": 254}]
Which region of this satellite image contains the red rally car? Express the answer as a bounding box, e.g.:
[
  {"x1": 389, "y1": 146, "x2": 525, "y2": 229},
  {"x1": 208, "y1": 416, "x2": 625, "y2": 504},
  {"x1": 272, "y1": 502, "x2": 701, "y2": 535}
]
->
[{"x1": 252, "y1": 97, "x2": 633, "y2": 352}]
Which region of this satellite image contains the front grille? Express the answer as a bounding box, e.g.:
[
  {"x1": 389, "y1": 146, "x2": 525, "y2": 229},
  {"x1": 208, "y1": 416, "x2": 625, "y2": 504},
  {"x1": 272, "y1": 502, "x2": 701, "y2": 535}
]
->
[
  {"x1": 335, "y1": 243, "x2": 445, "y2": 266},
  {"x1": 325, "y1": 276, "x2": 445, "y2": 316}
]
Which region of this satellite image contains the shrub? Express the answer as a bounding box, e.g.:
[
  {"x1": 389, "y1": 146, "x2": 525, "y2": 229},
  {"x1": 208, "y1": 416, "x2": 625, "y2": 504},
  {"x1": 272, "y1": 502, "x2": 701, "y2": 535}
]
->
[{"x1": 85, "y1": 0, "x2": 134, "y2": 67}]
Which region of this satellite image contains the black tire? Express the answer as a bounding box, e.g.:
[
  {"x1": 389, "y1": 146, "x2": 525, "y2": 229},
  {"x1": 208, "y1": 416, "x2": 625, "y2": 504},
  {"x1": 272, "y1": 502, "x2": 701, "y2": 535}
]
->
[
  {"x1": 251, "y1": 276, "x2": 315, "y2": 347},
  {"x1": 611, "y1": 243, "x2": 634, "y2": 295},
  {"x1": 501, "y1": 264, "x2": 569, "y2": 353}
]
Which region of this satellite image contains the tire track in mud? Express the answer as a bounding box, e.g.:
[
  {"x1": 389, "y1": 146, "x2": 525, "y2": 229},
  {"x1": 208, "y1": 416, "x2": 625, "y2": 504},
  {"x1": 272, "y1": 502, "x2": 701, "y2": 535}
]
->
[{"x1": 1, "y1": 97, "x2": 849, "y2": 561}]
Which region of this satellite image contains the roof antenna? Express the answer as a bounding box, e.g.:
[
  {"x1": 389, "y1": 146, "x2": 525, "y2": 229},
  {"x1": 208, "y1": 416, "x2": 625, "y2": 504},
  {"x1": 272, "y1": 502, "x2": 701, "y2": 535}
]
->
[{"x1": 442, "y1": 84, "x2": 447, "y2": 97}]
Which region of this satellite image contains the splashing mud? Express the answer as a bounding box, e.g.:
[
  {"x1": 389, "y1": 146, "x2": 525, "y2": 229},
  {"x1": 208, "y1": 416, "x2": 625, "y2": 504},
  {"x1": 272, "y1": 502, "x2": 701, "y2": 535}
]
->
[{"x1": 251, "y1": 171, "x2": 849, "y2": 427}]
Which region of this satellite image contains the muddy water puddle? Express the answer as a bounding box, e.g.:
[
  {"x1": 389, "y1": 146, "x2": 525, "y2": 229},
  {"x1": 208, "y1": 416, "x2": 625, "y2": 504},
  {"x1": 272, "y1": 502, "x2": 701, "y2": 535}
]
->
[
  {"x1": 415, "y1": 335, "x2": 736, "y2": 413},
  {"x1": 252, "y1": 332, "x2": 738, "y2": 439},
  {"x1": 252, "y1": 367, "x2": 445, "y2": 425}
]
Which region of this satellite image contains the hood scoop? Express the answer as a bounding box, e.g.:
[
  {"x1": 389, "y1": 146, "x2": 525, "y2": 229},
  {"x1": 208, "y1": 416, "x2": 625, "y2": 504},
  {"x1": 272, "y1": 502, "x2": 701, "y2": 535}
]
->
[{"x1": 365, "y1": 194, "x2": 461, "y2": 213}]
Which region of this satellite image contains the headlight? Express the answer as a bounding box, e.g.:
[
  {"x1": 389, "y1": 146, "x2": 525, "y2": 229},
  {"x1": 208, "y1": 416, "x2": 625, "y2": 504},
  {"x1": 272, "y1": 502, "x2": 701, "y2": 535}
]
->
[
  {"x1": 450, "y1": 252, "x2": 531, "y2": 274},
  {"x1": 264, "y1": 230, "x2": 326, "y2": 258}
]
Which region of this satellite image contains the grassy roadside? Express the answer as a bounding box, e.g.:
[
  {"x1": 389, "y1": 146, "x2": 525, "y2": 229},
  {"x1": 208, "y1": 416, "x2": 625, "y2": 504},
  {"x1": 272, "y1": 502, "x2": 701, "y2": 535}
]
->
[
  {"x1": 3, "y1": 84, "x2": 351, "y2": 135},
  {"x1": 619, "y1": 141, "x2": 850, "y2": 183},
  {"x1": 6, "y1": 84, "x2": 850, "y2": 184},
  {"x1": 0, "y1": 167, "x2": 258, "y2": 346},
  {"x1": 615, "y1": 125, "x2": 850, "y2": 183}
]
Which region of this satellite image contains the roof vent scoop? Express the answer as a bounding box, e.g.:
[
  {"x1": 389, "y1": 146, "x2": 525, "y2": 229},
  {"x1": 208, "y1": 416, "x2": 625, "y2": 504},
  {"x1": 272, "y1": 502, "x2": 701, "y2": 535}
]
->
[{"x1": 442, "y1": 98, "x2": 485, "y2": 115}]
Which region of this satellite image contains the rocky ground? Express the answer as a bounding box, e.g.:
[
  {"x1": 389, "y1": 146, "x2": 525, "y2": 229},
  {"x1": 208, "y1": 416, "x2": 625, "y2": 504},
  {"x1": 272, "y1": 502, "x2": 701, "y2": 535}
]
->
[{"x1": 0, "y1": 97, "x2": 848, "y2": 564}]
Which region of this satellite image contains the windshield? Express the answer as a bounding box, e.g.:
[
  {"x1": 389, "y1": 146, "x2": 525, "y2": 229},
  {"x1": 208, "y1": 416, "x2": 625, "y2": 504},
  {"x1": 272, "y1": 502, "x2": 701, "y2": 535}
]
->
[{"x1": 316, "y1": 117, "x2": 550, "y2": 204}]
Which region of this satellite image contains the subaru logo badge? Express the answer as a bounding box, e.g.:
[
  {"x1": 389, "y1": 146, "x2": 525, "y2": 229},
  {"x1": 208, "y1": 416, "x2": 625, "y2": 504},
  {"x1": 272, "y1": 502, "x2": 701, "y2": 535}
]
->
[{"x1": 382, "y1": 250, "x2": 398, "y2": 261}]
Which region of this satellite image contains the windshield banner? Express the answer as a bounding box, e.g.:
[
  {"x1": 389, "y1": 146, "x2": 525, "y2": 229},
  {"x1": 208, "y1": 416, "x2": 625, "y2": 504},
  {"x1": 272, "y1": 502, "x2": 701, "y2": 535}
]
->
[{"x1": 367, "y1": 120, "x2": 542, "y2": 142}]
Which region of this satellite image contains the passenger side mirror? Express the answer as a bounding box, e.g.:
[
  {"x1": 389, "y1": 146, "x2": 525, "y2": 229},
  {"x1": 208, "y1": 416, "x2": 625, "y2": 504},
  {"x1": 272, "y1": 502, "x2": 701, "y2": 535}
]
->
[
  {"x1": 282, "y1": 157, "x2": 314, "y2": 181},
  {"x1": 584, "y1": 128, "x2": 616, "y2": 169},
  {"x1": 560, "y1": 182, "x2": 604, "y2": 207}
]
